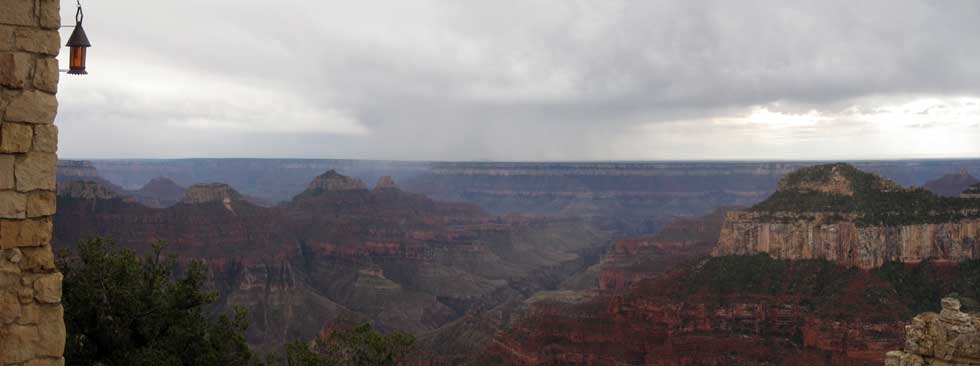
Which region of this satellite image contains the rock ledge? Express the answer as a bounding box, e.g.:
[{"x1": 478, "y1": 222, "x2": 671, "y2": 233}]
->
[{"x1": 886, "y1": 298, "x2": 980, "y2": 366}]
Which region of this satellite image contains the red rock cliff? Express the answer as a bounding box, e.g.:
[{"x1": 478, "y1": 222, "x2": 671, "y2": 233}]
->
[{"x1": 713, "y1": 163, "x2": 980, "y2": 269}]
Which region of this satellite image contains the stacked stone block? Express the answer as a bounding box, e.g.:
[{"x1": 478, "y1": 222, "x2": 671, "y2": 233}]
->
[
  {"x1": 0, "y1": 0, "x2": 65, "y2": 365},
  {"x1": 885, "y1": 298, "x2": 980, "y2": 366}
]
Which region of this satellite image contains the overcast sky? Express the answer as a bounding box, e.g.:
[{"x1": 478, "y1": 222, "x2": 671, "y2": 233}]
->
[{"x1": 55, "y1": 0, "x2": 980, "y2": 161}]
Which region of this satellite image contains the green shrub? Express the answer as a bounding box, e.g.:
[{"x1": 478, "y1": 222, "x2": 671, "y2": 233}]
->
[{"x1": 59, "y1": 238, "x2": 254, "y2": 366}]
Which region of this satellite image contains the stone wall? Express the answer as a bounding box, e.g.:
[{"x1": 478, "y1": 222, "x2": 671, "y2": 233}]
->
[
  {"x1": 886, "y1": 298, "x2": 980, "y2": 366},
  {"x1": 0, "y1": 0, "x2": 65, "y2": 365}
]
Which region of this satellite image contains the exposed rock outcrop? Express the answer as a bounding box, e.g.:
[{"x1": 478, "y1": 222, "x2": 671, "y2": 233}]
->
[
  {"x1": 961, "y1": 183, "x2": 980, "y2": 200},
  {"x1": 374, "y1": 176, "x2": 397, "y2": 190},
  {"x1": 56, "y1": 159, "x2": 127, "y2": 194},
  {"x1": 713, "y1": 211, "x2": 980, "y2": 269},
  {"x1": 56, "y1": 160, "x2": 100, "y2": 180},
  {"x1": 305, "y1": 170, "x2": 366, "y2": 192},
  {"x1": 591, "y1": 208, "x2": 728, "y2": 290},
  {"x1": 54, "y1": 169, "x2": 607, "y2": 350},
  {"x1": 57, "y1": 180, "x2": 127, "y2": 200},
  {"x1": 133, "y1": 177, "x2": 185, "y2": 207},
  {"x1": 924, "y1": 170, "x2": 980, "y2": 197},
  {"x1": 488, "y1": 255, "x2": 910, "y2": 366},
  {"x1": 713, "y1": 163, "x2": 980, "y2": 268},
  {"x1": 181, "y1": 183, "x2": 245, "y2": 205},
  {"x1": 886, "y1": 298, "x2": 980, "y2": 366}
]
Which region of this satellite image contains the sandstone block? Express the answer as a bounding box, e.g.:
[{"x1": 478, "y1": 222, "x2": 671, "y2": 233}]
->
[
  {"x1": 26, "y1": 358, "x2": 66, "y2": 366},
  {"x1": 7, "y1": 248, "x2": 22, "y2": 263},
  {"x1": 15, "y1": 152, "x2": 57, "y2": 191},
  {"x1": 17, "y1": 286, "x2": 34, "y2": 304},
  {"x1": 5, "y1": 90, "x2": 58, "y2": 124},
  {"x1": 0, "y1": 217, "x2": 53, "y2": 248},
  {"x1": 14, "y1": 28, "x2": 60, "y2": 56},
  {"x1": 19, "y1": 245, "x2": 55, "y2": 271},
  {"x1": 0, "y1": 155, "x2": 13, "y2": 189},
  {"x1": 17, "y1": 301, "x2": 39, "y2": 325},
  {"x1": 0, "y1": 0, "x2": 35, "y2": 27},
  {"x1": 0, "y1": 52, "x2": 33, "y2": 89},
  {"x1": 0, "y1": 290, "x2": 21, "y2": 323},
  {"x1": 1, "y1": 121, "x2": 34, "y2": 152},
  {"x1": 26, "y1": 191, "x2": 56, "y2": 218},
  {"x1": 34, "y1": 57, "x2": 59, "y2": 94},
  {"x1": 0, "y1": 324, "x2": 39, "y2": 364},
  {"x1": 0, "y1": 25, "x2": 15, "y2": 51},
  {"x1": 34, "y1": 272, "x2": 64, "y2": 304},
  {"x1": 32, "y1": 124, "x2": 57, "y2": 153},
  {"x1": 0, "y1": 249, "x2": 20, "y2": 273},
  {"x1": 40, "y1": 0, "x2": 61, "y2": 30},
  {"x1": 35, "y1": 304, "x2": 65, "y2": 356},
  {"x1": 0, "y1": 190, "x2": 27, "y2": 219},
  {"x1": 33, "y1": 272, "x2": 61, "y2": 303}
]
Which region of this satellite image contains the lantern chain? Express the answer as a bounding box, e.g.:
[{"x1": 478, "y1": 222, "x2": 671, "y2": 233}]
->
[{"x1": 75, "y1": 0, "x2": 83, "y2": 24}]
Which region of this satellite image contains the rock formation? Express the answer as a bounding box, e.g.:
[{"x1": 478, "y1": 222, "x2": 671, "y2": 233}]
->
[
  {"x1": 374, "y1": 175, "x2": 397, "y2": 190},
  {"x1": 487, "y1": 255, "x2": 910, "y2": 366},
  {"x1": 924, "y1": 169, "x2": 980, "y2": 197},
  {"x1": 961, "y1": 183, "x2": 980, "y2": 200},
  {"x1": 133, "y1": 176, "x2": 185, "y2": 207},
  {"x1": 305, "y1": 169, "x2": 367, "y2": 192},
  {"x1": 584, "y1": 208, "x2": 728, "y2": 291},
  {"x1": 53, "y1": 170, "x2": 607, "y2": 350},
  {"x1": 56, "y1": 159, "x2": 126, "y2": 194},
  {"x1": 886, "y1": 298, "x2": 980, "y2": 366},
  {"x1": 57, "y1": 180, "x2": 127, "y2": 200},
  {"x1": 713, "y1": 163, "x2": 980, "y2": 269},
  {"x1": 180, "y1": 183, "x2": 244, "y2": 204},
  {"x1": 56, "y1": 160, "x2": 100, "y2": 180}
]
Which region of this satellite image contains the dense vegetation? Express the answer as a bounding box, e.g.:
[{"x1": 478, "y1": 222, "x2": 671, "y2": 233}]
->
[
  {"x1": 284, "y1": 324, "x2": 414, "y2": 366},
  {"x1": 962, "y1": 183, "x2": 980, "y2": 196},
  {"x1": 58, "y1": 238, "x2": 414, "y2": 366},
  {"x1": 661, "y1": 254, "x2": 887, "y2": 319},
  {"x1": 664, "y1": 254, "x2": 980, "y2": 318},
  {"x1": 751, "y1": 163, "x2": 980, "y2": 226},
  {"x1": 873, "y1": 259, "x2": 980, "y2": 314},
  {"x1": 59, "y1": 238, "x2": 253, "y2": 366},
  {"x1": 677, "y1": 254, "x2": 855, "y2": 297}
]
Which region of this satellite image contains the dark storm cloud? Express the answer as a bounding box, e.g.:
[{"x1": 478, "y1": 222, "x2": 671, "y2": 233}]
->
[{"x1": 56, "y1": 0, "x2": 980, "y2": 160}]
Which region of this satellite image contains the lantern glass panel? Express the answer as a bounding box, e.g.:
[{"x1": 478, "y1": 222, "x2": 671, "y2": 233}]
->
[{"x1": 70, "y1": 47, "x2": 86, "y2": 70}]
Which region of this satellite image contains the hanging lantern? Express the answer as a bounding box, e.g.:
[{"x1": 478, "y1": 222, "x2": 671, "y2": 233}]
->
[{"x1": 65, "y1": 3, "x2": 91, "y2": 75}]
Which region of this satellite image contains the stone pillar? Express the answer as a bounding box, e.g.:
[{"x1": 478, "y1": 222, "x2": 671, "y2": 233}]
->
[
  {"x1": 0, "y1": 0, "x2": 65, "y2": 365},
  {"x1": 885, "y1": 298, "x2": 980, "y2": 366}
]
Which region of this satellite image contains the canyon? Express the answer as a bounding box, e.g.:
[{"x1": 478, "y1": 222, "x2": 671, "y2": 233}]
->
[
  {"x1": 477, "y1": 164, "x2": 980, "y2": 366},
  {"x1": 51, "y1": 160, "x2": 980, "y2": 365},
  {"x1": 52, "y1": 167, "x2": 607, "y2": 350},
  {"x1": 80, "y1": 159, "x2": 980, "y2": 236}
]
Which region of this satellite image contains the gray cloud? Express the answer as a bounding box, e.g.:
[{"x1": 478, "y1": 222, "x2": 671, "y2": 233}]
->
[{"x1": 55, "y1": 0, "x2": 980, "y2": 160}]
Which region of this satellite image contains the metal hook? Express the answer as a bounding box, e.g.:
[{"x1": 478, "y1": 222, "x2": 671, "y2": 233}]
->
[{"x1": 75, "y1": 2, "x2": 83, "y2": 24}]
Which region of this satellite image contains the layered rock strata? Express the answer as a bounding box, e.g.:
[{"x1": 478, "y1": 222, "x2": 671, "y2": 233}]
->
[
  {"x1": 488, "y1": 256, "x2": 908, "y2": 366},
  {"x1": 713, "y1": 163, "x2": 980, "y2": 269},
  {"x1": 714, "y1": 211, "x2": 980, "y2": 269},
  {"x1": 53, "y1": 171, "x2": 606, "y2": 349}
]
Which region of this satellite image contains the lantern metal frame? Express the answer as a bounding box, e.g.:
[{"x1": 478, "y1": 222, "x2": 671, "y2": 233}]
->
[{"x1": 62, "y1": 1, "x2": 91, "y2": 75}]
